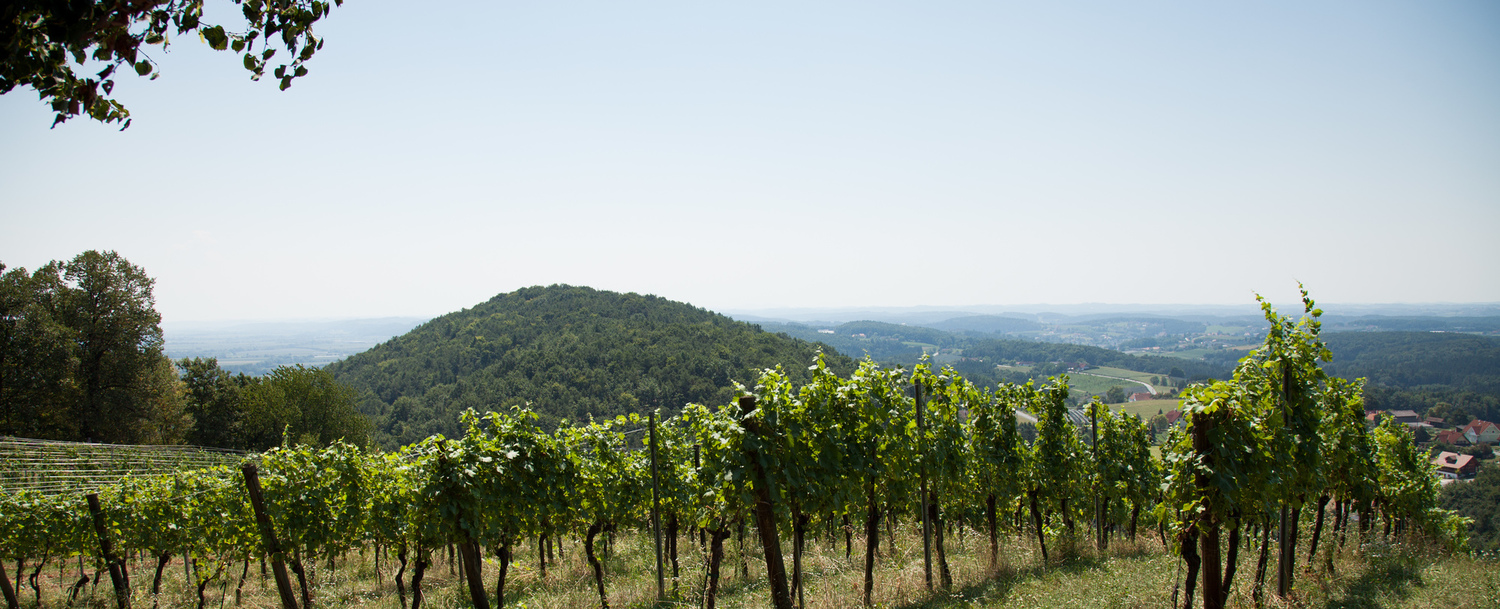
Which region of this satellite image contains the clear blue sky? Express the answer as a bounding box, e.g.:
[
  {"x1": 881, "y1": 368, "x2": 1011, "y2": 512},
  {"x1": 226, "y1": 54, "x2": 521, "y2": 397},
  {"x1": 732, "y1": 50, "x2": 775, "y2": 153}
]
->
[{"x1": 2, "y1": 1, "x2": 1497, "y2": 321}]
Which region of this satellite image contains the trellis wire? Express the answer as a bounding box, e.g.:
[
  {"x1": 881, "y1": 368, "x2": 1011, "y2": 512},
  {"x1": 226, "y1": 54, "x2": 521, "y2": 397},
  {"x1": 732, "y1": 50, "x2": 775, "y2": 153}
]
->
[{"x1": 0, "y1": 436, "x2": 248, "y2": 495}]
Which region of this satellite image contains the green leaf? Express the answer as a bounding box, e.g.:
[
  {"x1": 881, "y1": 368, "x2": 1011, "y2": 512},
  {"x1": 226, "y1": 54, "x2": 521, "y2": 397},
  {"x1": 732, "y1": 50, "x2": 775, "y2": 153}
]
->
[{"x1": 204, "y1": 26, "x2": 229, "y2": 51}]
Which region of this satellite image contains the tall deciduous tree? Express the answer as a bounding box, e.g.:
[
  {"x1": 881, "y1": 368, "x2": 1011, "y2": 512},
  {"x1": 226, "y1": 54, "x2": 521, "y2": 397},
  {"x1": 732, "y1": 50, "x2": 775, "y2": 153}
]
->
[
  {"x1": 60, "y1": 250, "x2": 166, "y2": 443},
  {"x1": 0, "y1": 262, "x2": 78, "y2": 438},
  {"x1": 1, "y1": 251, "x2": 177, "y2": 443}
]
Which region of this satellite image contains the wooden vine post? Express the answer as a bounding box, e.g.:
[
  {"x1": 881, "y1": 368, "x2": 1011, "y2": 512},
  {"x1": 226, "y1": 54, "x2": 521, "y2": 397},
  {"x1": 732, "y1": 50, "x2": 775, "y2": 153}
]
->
[
  {"x1": 738, "y1": 395, "x2": 794, "y2": 609},
  {"x1": 241, "y1": 462, "x2": 301, "y2": 609},
  {"x1": 434, "y1": 440, "x2": 491, "y2": 609},
  {"x1": 1092, "y1": 404, "x2": 1104, "y2": 552},
  {"x1": 86, "y1": 493, "x2": 131, "y2": 609},
  {"x1": 915, "y1": 383, "x2": 932, "y2": 591},
  {"x1": 1193, "y1": 408, "x2": 1225, "y2": 609},
  {"x1": 650, "y1": 412, "x2": 665, "y2": 601},
  {"x1": 694, "y1": 443, "x2": 705, "y2": 546},
  {"x1": 0, "y1": 557, "x2": 16, "y2": 609}
]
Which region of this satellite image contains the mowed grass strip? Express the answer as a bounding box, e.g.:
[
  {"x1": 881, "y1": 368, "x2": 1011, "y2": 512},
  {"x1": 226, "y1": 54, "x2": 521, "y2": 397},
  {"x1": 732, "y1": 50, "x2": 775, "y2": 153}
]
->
[{"x1": 50, "y1": 525, "x2": 1494, "y2": 608}]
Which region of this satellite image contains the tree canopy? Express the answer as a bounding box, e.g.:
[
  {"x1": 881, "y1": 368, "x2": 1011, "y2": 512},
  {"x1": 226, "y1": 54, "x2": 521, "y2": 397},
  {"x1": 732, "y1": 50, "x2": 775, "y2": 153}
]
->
[
  {"x1": 2, "y1": 0, "x2": 345, "y2": 128},
  {"x1": 179, "y1": 357, "x2": 368, "y2": 450}
]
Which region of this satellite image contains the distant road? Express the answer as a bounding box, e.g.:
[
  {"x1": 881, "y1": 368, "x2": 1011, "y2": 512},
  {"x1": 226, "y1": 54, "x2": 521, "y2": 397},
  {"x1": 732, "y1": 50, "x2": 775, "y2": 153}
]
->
[
  {"x1": 1077, "y1": 371, "x2": 1156, "y2": 395},
  {"x1": 1015, "y1": 409, "x2": 1037, "y2": 423}
]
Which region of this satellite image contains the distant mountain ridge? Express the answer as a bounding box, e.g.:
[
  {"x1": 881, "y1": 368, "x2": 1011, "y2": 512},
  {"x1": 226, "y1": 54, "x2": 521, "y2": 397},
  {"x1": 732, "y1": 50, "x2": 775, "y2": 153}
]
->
[
  {"x1": 325, "y1": 285, "x2": 853, "y2": 448},
  {"x1": 727, "y1": 302, "x2": 1500, "y2": 324}
]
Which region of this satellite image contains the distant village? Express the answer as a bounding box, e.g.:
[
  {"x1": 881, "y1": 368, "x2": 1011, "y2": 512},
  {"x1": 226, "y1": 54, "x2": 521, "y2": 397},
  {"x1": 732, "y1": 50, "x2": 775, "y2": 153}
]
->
[{"x1": 1368, "y1": 409, "x2": 1498, "y2": 482}]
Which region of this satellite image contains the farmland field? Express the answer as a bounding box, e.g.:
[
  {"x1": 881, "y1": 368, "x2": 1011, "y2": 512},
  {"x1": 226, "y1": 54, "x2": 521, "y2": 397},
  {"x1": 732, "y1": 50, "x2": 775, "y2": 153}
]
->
[
  {"x1": 1111, "y1": 398, "x2": 1179, "y2": 420},
  {"x1": 1070, "y1": 367, "x2": 1158, "y2": 398}
]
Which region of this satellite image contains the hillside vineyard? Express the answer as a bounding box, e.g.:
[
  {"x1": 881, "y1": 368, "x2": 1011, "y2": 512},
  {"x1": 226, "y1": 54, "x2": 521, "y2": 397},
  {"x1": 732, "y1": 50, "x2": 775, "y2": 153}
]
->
[{"x1": 0, "y1": 293, "x2": 1469, "y2": 609}]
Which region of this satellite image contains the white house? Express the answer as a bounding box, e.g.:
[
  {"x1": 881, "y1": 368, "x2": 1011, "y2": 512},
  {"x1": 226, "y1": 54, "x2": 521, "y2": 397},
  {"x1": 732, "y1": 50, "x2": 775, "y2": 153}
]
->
[{"x1": 1462, "y1": 420, "x2": 1500, "y2": 445}]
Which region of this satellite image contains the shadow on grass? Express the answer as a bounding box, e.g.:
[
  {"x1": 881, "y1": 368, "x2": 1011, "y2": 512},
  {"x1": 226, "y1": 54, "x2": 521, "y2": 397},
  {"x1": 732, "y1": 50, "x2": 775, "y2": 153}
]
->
[
  {"x1": 886, "y1": 542, "x2": 1160, "y2": 609},
  {"x1": 608, "y1": 573, "x2": 763, "y2": 609},
  {"x1": 1315, "y1": 554, "x2": 1425, "y2": 609}
]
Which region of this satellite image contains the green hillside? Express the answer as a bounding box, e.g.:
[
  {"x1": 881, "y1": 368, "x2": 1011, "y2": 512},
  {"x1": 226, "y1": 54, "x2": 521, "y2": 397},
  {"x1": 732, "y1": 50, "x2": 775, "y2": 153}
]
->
[
  {"x1": 1321, "y1": 331, "x2": 1500, "y2": 395},
  {"x1": 327, "y1": 285, "x2": 854, "y2": 448},
  {"x1": 1320, "y1": 331, "x2": 1500, "y2": 425}
]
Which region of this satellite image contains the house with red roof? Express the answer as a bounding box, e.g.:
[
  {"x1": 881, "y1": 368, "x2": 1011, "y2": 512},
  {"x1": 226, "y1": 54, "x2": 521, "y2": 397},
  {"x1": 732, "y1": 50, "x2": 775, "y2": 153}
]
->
[
  {"x1": 1128, "y1": 392, "x2": 1154, "y2": 402},
  {"x1": 1431, "y1": 451, "x2": 1479, "y2": 479},
  {"x1": 1462, "y1": 420, "x2": 1500, "y2": 445},
  {"x1": 1435, "y1": 429, "x2": 1470, "y2": 447}
]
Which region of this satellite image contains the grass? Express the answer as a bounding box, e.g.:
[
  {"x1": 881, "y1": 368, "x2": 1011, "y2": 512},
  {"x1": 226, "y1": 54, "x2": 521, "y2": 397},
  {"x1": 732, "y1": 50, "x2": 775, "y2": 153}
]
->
[
  {"x1": 1064, "y1": 375, "x2": 1133, "y2": 397},
  {"x1": 1070, "y1": 370, "x2": 1159, "y2": 399},
  {"x1": 1085, "y1": 368, "x2": 1159, "y2": 385},
  {"x1": 21, "y1": 523, "x2": 1496, "y2": 609},
  {"x1": 1110, "y1": 399, "x2": 1180, "y2": 420}
]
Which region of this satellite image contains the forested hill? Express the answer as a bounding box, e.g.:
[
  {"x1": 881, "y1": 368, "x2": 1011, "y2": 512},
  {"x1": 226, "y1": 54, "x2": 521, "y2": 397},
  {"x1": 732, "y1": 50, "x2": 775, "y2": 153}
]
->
[
  {"x1": 1321, "y1": 332, "x2": 1500, "y2": 395},
  {"x1": 1321, "y1": 331, "x2": 1500, "y2": 425},
  {"x1": 326, "y1": 285, "x2": 854, "y2": 448}
]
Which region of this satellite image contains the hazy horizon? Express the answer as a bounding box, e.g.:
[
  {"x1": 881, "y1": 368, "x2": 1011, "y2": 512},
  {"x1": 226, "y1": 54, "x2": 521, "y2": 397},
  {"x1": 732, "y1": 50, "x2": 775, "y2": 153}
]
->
[{"x1": 158, "y1": 297, "x2": 1500, "y2": 327}]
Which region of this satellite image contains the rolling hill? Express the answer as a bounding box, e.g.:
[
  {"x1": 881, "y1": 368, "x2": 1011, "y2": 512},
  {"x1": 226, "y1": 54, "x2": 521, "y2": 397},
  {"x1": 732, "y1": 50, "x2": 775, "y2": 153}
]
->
[{"x1": 326, "y1": 285, "x2": 853, "y2": 448}]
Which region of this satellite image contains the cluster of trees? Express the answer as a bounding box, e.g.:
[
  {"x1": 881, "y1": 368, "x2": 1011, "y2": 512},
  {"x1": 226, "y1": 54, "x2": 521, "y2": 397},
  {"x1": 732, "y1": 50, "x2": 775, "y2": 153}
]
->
[
  {"x1": 0, "y1": 252, "x2": 183, "y2": 444},
  {"x1": 1364, "y1": 386, "x2": 1500, "y2": 428},
  {"x1": 1439, "y1": 462, "x2": 1500, "y2": 551},
  {"x1": 325, "y1": 285, "x2": 855, "y2": 448},
  {"x1": 179, "y1": 358, "x2": 367, "y2": 450},
  {"x1": 1, "y1": 251, "x2": 365, "y2": 450}
]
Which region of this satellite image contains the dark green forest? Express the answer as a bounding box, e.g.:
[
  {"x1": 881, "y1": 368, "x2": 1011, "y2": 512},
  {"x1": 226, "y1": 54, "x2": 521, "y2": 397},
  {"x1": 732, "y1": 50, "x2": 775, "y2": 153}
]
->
[
  {"x1": 1319, "y1": 332, "x2": 1500, "y2": 424},
  {"x1": 1440, "y1": 462, "x2": 1500, "y2": 551},
  {"x1": 326, "y1": 285, "x2": 855, "y2": 448},
  {"x1": 1321, "y1": 331, "x2": 1500, "y2": 395}
]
